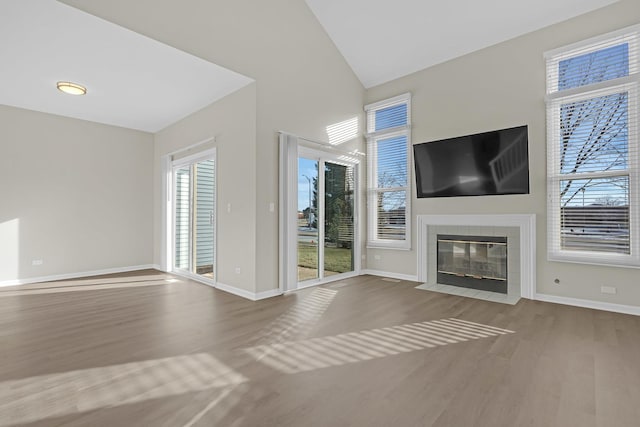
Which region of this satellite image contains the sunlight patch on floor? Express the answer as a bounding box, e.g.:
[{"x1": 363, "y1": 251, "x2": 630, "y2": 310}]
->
[
  {"x1": 0, "y1": 278, "x2": 173, "y2": 297},
  {"x1": 3, "y1": 273, "x2": 172, "y2": 289},
  {"x1": 245, "y1": 318, "x2": 515, "y2": 374},
  {"x1": 0, "y1": 353, "x2": 246, "y2": 426},
  {"x1": 182, "y1": 383, "x2": 250, "y2": 427},
  {"x1": 249, "y1": 288, "x2": 338, "y2": 348}
]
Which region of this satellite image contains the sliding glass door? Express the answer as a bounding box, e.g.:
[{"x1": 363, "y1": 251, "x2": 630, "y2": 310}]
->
[
  {"x1": 297, "y1": 151, "x2": 356, "y2": 284},
  {"x1": 298, "y1": 157, "x2": 320, "y2": 281},
  {"x1": 172, "y1": 151, "x2": 216, "y2": 282},
  {"x1": 174, "y1": 166, "x2": 191, "y2": 271},
  {"x1": 323, "y1": 161, "x2": 355, "y2": 278}
]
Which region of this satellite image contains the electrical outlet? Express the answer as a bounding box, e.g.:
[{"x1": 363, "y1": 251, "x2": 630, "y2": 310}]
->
[
  {"x1": 601, "y1": 285, "x2": 617, "y2": 295},
  {"x1": 269, "y1": 202, "x2": 275, "y2": 212},
  {"x1": 235, "y1": 267, "x2": 241, "y2": 274},
  {"x1": 227, "y1": 203, "x2": 232, "y2": 213},
  {"x1": 374, "y1": 255, "x2": 381, "y2": 260},
  {"x1": 32, "y1": 259, "x2": 43, "y2": 266}
]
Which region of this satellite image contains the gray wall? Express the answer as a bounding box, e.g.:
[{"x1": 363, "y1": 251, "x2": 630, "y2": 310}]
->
[
  {"x1": 154, "y1": 84, "x2": 258, "y2": 292},
  {"x1": 0, "y1": 105, "x2": 154, "y2": 283},
  {"x1": 365, "y1": 0, "x2": 640, "y2": 307},
  {"x1": 64, "y1": 0, "x2": 366, "y2": 294},
  {"x1": 14, "y1": 0, "x2": 637, "y2": 307}
]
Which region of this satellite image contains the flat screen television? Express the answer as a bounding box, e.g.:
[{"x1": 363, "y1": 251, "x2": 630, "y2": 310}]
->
[{"x1": 413, "y1": 125, "x2": 530, "y2": 198}]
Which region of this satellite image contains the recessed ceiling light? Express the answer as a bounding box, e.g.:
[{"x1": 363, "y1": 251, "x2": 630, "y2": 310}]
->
[{"x1": 56, "y1": 81, "x2": 87, "y2": 96}]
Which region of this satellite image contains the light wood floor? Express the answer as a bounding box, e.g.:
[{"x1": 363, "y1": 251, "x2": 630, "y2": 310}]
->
[{"x1": 1, "y1": 271, "x2": 640, "y2": 427}]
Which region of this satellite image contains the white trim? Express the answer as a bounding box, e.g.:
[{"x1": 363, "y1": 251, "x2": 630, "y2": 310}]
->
[
  {"x1": 545, "y1": 75, "x2": 640, "y2": 102},
  {"x1": 364, "y1": 92, "x2": 411, "y2": 112},
  {"x1": 361, "y1": 269, "x2": 418, "y2": 282},
  {"x1": 318, "y1": 158, "x2": 326, "y2": 276},
  {"x1": 545, "y1": 31, "x2": 639, "y2": 267},
  {"x1": 165, "y1": 136, "x2": 215, "y2": 157},
  {"x1": 298, "y1": 145, "x2": 361, "y2": 166},
  {"x1": 416, "y1": 214, "x2": 536, "y2": 299},
  {"x1": 544, "y1": 23, "x2": 640, "y2": 60},
  {"x1": 365, "y1": 125, "x2": 411, "y2": 140},
  {"x1": 169, "y1": 148, "x2": 217, "y2": 282},
  {"x1": 281, "y1": 133, "x2": 361, "y2": 292},
  {"x1": 278, "y1": 131, "x2": 364, "y2": 157},
  {"x1": 171, "y1": 149, "x2": 215, "y2": 168},
  {"x1": 162, "y1": 142, "x2": 217, "y2": 275},
  {"x1": 161, "y1": 155, "x2": 171, "y2": 272},
  {"x1": 0, "y1": 264, "x2": 158, "y2": 288},
  {"x1": 214, "y1": 282, "x2": 283, "y2": 301},
  {"x1": 214, "y1": 281, "x2": 258, "y2": 300},
  {"x1": 547, "y1": 99, "x2": 640, "y2": 267},
  {"x1": 535, "y1": 293, "x2": 640, "y2": 316},
  {"x1": 279, "y1": 133, "x2": 299, "y2": 293},
  {"x1": 366, "y1": 94, "x2": 412, "y2": 250},
  {"x1": 366, "y1": 242, "x2": 412, "y2": 251},
  {"x1": 255, "y1": 289, "x2": 284, "y2": 300}
]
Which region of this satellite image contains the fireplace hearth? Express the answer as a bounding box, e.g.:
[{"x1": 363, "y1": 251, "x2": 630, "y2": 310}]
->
[{"x1": 437, "y1": 234, "x2": 507, "y2": 294}]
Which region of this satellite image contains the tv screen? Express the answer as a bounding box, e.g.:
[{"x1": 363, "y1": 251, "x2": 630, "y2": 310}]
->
[{"x1": 414, "y1": 125, "x2": 529, "y2": 198}]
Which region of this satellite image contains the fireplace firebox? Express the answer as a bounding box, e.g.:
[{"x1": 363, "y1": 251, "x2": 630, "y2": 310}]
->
[{"x1": 437, "y1": 234, "x2": 507, "y2": 294}]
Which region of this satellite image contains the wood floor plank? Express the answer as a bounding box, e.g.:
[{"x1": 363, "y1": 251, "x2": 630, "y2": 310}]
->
[{"x1": 1, "y1": 270, "x2": 639, "y2": 426}]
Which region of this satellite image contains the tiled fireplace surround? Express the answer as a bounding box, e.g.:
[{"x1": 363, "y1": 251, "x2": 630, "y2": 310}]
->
[{"x1": 416, "y1": 214, "x2": 536, "y2": 304}]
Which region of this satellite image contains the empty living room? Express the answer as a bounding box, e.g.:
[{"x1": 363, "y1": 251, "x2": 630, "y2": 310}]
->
[{"x1": 1, "y1": 0, "x2": 640, "y2": 426}]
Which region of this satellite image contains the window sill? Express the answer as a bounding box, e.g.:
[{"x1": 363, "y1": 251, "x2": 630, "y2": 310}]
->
[
  {"x1": 548, "y1": 251, "x2": 640, "y2": 269},
  {"x1": 367, "y1": 242, "x2": 411, "y2": 251}
]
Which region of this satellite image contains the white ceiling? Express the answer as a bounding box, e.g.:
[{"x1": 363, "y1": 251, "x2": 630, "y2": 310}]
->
[
  {"x1": 0, "y1": 0, "x2": 253, "y2": 133},
  {"x1": 0, "y1": 0, "x2": 621, "y2": 130},
  {"x1": 305, "y1": 0, "x2": 620, "y2": 88}
]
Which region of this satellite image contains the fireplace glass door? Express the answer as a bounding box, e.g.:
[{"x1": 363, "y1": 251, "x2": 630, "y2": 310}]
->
[{"x1": 437, "y1": 234, "x2": 507, "y2": 293}]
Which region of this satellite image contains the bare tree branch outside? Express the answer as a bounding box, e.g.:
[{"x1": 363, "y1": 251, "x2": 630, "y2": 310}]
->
[{"x1": 555, "y1": 42, "x2": 631, "y2": 253}]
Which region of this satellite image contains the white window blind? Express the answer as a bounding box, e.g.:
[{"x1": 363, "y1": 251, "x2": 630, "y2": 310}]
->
[
  {"x1": 365, "y1": 93, "x2": 411, "y2": 249},
  {"x1": 546, "y1": 24, "x2": 640, "y2": 266}
]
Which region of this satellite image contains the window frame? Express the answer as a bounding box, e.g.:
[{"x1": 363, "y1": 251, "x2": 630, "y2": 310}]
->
[
  {"x1": 169, "y1": 148, "x2": 217, "y2": 284},
  {"x1": 365, "y1": 93, "x2": 412, "y2": 250},
  {"x1": 545, "y1": 25, "x2": 640, "y2": 267}
]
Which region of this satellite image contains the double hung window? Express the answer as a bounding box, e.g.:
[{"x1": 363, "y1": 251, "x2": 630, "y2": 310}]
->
[
  {"x1": 546, "y1": 25, "x2": 639, "y2": 266},
  {"x1": 365, "y1": 93, "x2": 411, "y2": 249}
]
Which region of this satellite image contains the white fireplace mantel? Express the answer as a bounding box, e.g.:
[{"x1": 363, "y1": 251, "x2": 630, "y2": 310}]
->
[{"x1": 416, "y1": 214, "x2": 536, "y2": 299}]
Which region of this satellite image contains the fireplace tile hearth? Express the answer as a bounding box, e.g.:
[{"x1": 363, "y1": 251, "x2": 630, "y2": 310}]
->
[{"x1": 415, "y1": 282, "x2": 521, "y2": 305}]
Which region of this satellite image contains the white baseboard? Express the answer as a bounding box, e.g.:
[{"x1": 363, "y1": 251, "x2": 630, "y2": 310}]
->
[
  {"x1": 255, "y1": 288, "x2": 284, "y2": 300},
  {"x1": 535, "y1": 293, "x2": 640, "y2": 316},
  {"x1": 213, "y1": 281, "x2": 256, "y2": 300},
  {"x1": 214, "y1": 282, "x2": 282, "y2": 301},
  {"x1": 0, "y1": 264, "x2": 158, "y2": 288},
  {"x1": 361, "y1": 269, "x2": 419, "y2": 282},
  {"x1": 8, "y1": 266, "x2": 636, "y2": 315}
]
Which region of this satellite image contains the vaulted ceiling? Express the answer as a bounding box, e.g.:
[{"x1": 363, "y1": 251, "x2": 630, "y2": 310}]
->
[
  {"x1": 304, "y1": 0, "x2": 620, "y2": 88},
  {"x1": 0, "y1": 0, "x2": 620, "y2": 131}
]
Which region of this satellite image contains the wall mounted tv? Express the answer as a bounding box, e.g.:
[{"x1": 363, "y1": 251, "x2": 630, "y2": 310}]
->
[{"x1": 413, "y1": 125, "x2": 530, "y2": 198}]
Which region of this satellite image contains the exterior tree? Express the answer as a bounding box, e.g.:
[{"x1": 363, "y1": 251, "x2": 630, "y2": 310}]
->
[
  {"x1": 559, "y1": 48, "x2": 629, "y2": 207},
  {"x1": 308, "y1": 163, "x2": 354, "y2": 247}
]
